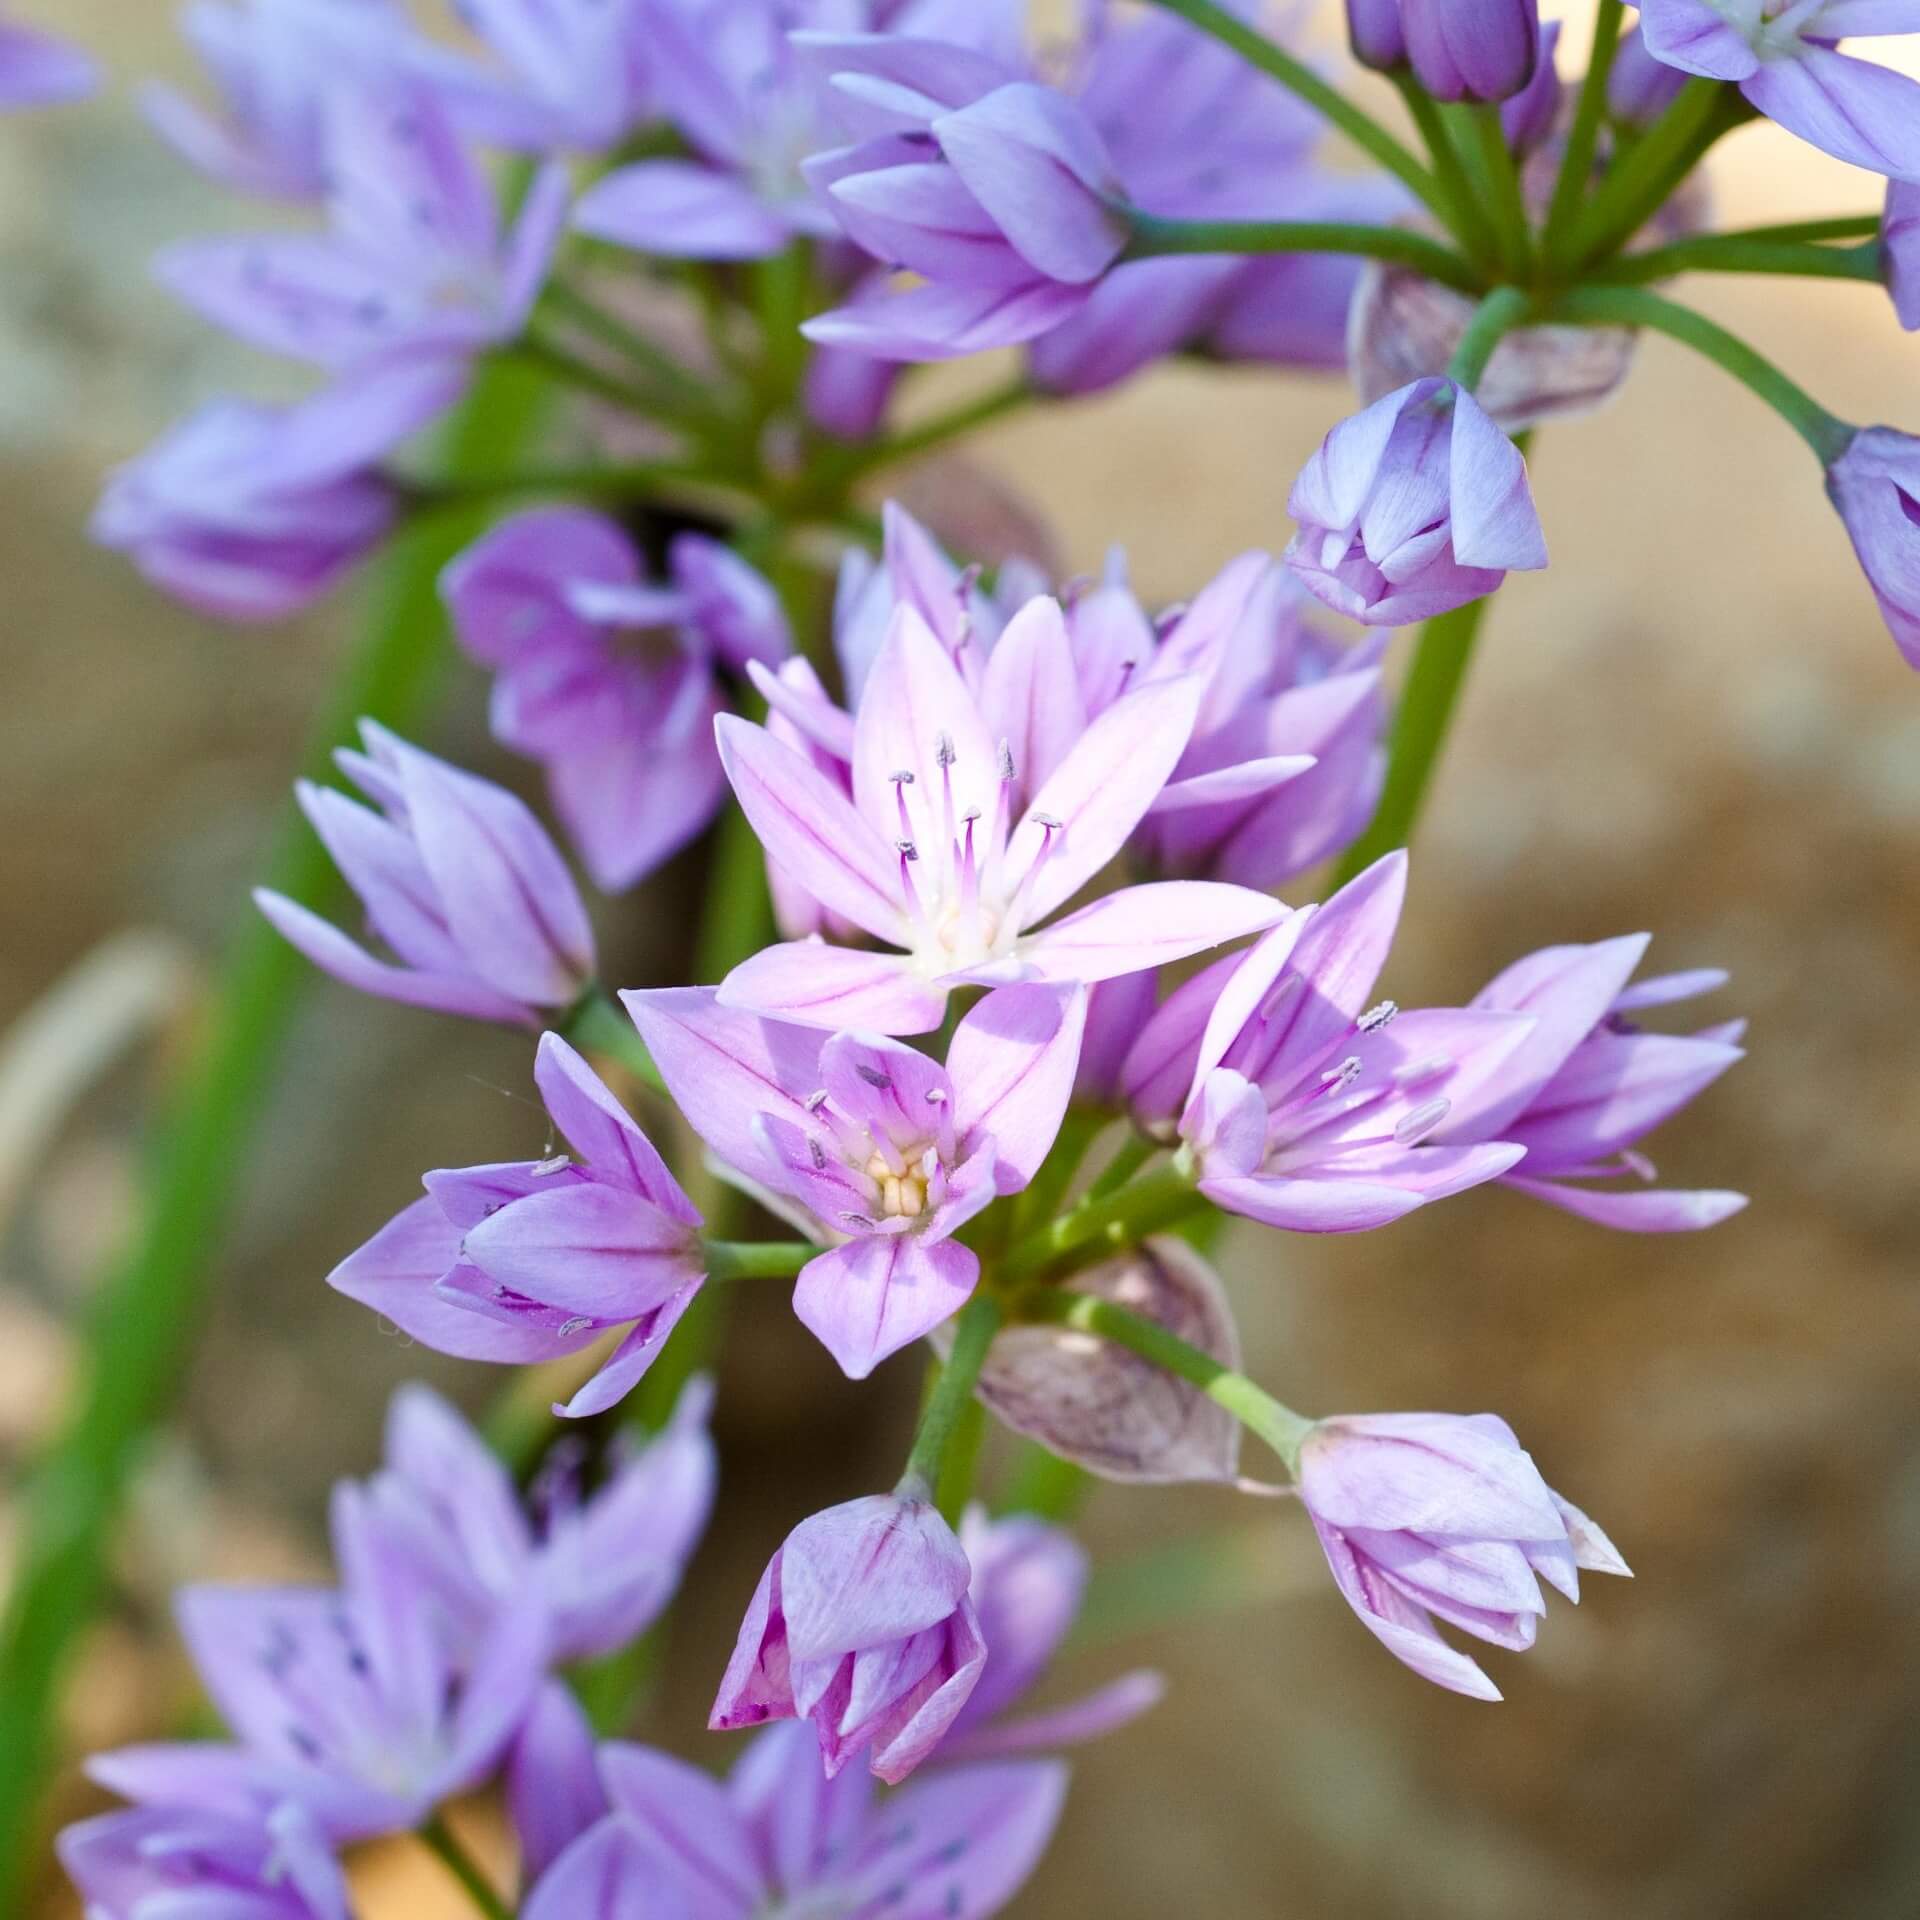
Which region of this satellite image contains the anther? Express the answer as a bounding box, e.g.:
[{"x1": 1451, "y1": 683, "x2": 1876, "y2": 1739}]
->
[
  {"x1": 808, "y1": 1138, "x2": 827, "y2": 1170},
  {"x1": 896, "y1": 838, "x2": 919, "y2": 860},
  {"x1": 924, "y1": 1087, "x2": 947, "y2": 1104},
  {"x1": 842, "y1": 1210, "x2": 876, "y2": 1229},
  {"x1": 805, "y1": 1089, "x2": 830, "y2": 1111},
  {"x1": 997, "y1": 740, "x2": 1016, "y2": 783},
  {"x1": 890, "y1": 768, "x2": 915, "y2": 785},
  {"x1": 935, "y1": 731, "x2": 956, "y2": 768},
  {"x1": 1392, "y1": 1097, "x2": 1450, "y2": 1145},
  {"x1": 1030, "y1": 811, "x2": 1063, "y2": 831},
  {"x1": 856, "y1": 1063, "x2": 893, "y2": 1090},
  {"x1": 530, "y1": 1153, "x2": 570, "y2": 1176},
  {"x1": 1357, "y1": 1000, "x2": 1399, "y2": 1032}
]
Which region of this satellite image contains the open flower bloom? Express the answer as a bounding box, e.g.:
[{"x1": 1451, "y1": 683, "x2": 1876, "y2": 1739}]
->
[
  {"x1": 1827, "y1": 424, "x2": 1920, "y2": 667},
  {"x1": 524, "y1": 1723, "x2": 1066, "y2": 1920},
  {"x1": 90, "y1": 357, "x2": 461, "y2": 621},
  {"x1": 154, "y1": 79, "x2": 569, "y2": 378},
  {"x1": 713, "y1": 603, "x2": 1286, "y2": 1035},
  {"x1": 257, "y1": 724, "x2": 596, "y2": 1025},
  {"x1": 87, "y1": 1487, "x2": 546, "y2": 1842},
  {"x1": 366, "y1": 1374, "x2": 715, "y2": 1665},
  {"x1": 629, "y1": 983, "x2": 1081, "y2": 1377},
  {"x1": 1125, "y1": 853, "x2": 1535, "y2": 1232},
  {"x1": 441, "y1": 507, "x2": 788, "y2": 890},
  {"x1": 712, "y1": 1491, "x2": 986, "y2": 1781},
  {"x1": 1286, "y1": 377, "x2": 1549, "y2": 627},
  {"x1": 1886, "y1": 180, "x2": 1920, "y2": 328},
  {"x1": 330, "y1": 1033, "x2": 705, "y2": 1415},
  {"x1": 1298, "y1": 1411, "x2": 1630, "y2": 1699},
  {"x1": 58, "y1": 1803, "x2": 347, "y2": 1920},
  {"x1": 1639, "y1": 0, "x2": 1920, "y2": 181},
  {"x1": 1435, "y1": 934, "x2": 1748, "y2": 1229},
  {"x1": 0, "y1": 12, "x2": 96, "y2": 109}
]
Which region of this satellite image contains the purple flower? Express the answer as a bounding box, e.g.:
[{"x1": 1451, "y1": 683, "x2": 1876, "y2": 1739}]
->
[
  {"x1": 1884, "y1": 180, "x2": 1920, "y2": 328},
  {"x1": 1500, "y1": 19, "x2": 1563, "y2": 153},
  {"x1": 1638, "y1": 0, "x2": 1920, "y2": 182},
  {"x1": 330, "y1": 1032, "x2": 706, "y2": 1416},
  {"x1": 257, "y1": 724, "x2": 596, "y2": 1026},
  {"x1": 1401, "y1": 0, "x2": 1541, "y2": 103},
  {"x1": 1607, "y1": 23, "x2": 1689, "y2": 128},
  {"x1": 1827, "y1": 424, "x2": 1920, "y2": 668},
  {"x1": 524, "y1": 1722, "x2": 1065, "y2": 1920},
  {"x1": 628, "y1": 984, "x2": 1081, "y2": 1377},
  {"x1": 441, "y1": 507, "x2": 788, "y2": 891},
  {"x1": 711, "y1": 1490, "x2": 987, "y2": 1781},
  {"x1": 90, "y1": 357, "x2": 460, "y2": 620},
  {"x1": 58, "y1": 1804, "x2": 347, "y2": 1920},
  {"x1": 87, "y1": 1485, "x2": 546, "y2": 1841},
  {"x1": 1125, "y1": 853, "x2": 1534, "y2": 1232},
  {"x1": 1286, "y1": 376, "x2": 1548, "y2": 626},
  {"x1": 1435, "y1": 935, "x2": 1748, "y2": 1229},
  {"x1": 0, "y1": 13, "x2": 96, "y2": 109},
  {"x1": 140, "y1": 0, "x2": 408, "y2": 200},
  {"x1": 709, "y1": 604, "x2": 1285, "y2": 1034},
  {"x1": 365, "y1": 1374, "x2": 715, "y2": 1664},
  {"x1": 1347, "y1": 0, "x2": 1408, "y2": 71},
  {"x1": 154, "y1": 80, "x2": 569, "y2": 379},
  {"x1": 1297, "y1": 1411, "x2": 1630, "y2": 1699},
  {"x1": 506, "y1": 1683, "x2": 607, "y2": 1884}
]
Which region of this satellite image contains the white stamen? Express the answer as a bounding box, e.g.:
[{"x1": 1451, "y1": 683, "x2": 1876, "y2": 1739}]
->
[{"x1": 1392, "y1": 1097, "x2": 1450, "y2": 1146}]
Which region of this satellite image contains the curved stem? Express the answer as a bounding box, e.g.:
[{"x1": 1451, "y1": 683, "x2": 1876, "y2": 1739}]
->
[
  {"x1": 1701, "y1": 214, "x2": 1881, "y2": 246},
  {"x1": 1590, "y1": 235, "x2": 1882, "y2": 285},
  {"x1": 1124, "y1": 211, "x2": 1483, "y2": 292},
  {"x1": 900, "y1": 1293, "x2": 1002, "y2": 1495},
  {"x1": 559, "y1": 987, "x2": 665, "y2": 1095},
  {"x1": 1543, "y1": 0, "x2": 1626, "y2": 255},
  {"x1": 831, "y1": 376, "x2": 1035, "y2": 484},
  {"x1": 420, "y1": 1816, "x2": 511, "y2": 1920},
  {"x1": 1552, "y1": 284, "x2": 1852, "y2": 461},
  {"x1": 1447, "y1": 285, "x2": 1535, "y2": 390},
  {"x1": 703, "y1": 1239, "x2": 815, "y2": 1281},
  {"x1": 996, "y1": 1163, "x2": 1209, "y2": 1287},
  {"x1": 1141, "y1": 0, "x2": 1452, "y2": 228},
  {"x1": 1568, "y1": 78, "x2": 1732, "y2": 265},
  {"x1": 1011, "y1": 1287, "x2": 1312, "y2": 1470}
]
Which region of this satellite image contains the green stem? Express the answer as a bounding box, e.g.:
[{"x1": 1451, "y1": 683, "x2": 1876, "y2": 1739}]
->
[
  {"x1": 1447, "y1": 285, "x2": 1534, "y2": 390},
  {"x1": 693, "y1": 795, "x2": 779, "y2": 987},
  {"x1": 1699, "y1": 215, "x2": 1882, "y2": 246},
  {"x1": 1543, "y1": 0, "x2": 1625, "y2": 254},
  {"x1": 509, "y1": 333, "x2": 691, "y2": 424},
  {"x1": 1589, "y1": 235, "x2": 1882, "y2": 285},
  {"x1": 0, "y1": 358, "x2": 551, "y2": 1906},
  {"x1": 753, "y1": 244, "x2": 812, "y2": 406},
  {"x1": 540, "y1": 278, "x2": 726, "y2": 424},
  {"x1": 999, "y1": 1445, "x2": 1092, "y2": 1521},
  {"x1": 559, "y1": 987, "x2": 665, "y2": 1095},
  {"x1": 1469, "y1": 104, "x2": 1533, "y2": 278},
  {"x1": 1086, "y1": 1134, "x2": 1155, "y2": 1205},
  {"x1": 1395, "y1": 80, "x2": 1500, "y2": 274},
  {"x1": 1552, "y1": 285, "x2": 1852, "y2": 461},
  {"x1": 1142, "y1": 0, "x2": 1452, "y2": 227},
  {"x1": 934, "y1": 1396, "x2": 989, "y2": 1527},
  {"x1": 1011, "y1": 1288, "x2": 1312, "y2": 1470},
  {"x1": 1568, "y1": 78, "x2": 1731, "y2": 265},
  {"x1": 1124, "y1": 211, "x2": 1482, "y2": 291},
  {"x1": 419, "y1": 1816, "x2": 511, "y2": 1920},
  {"x1": 996, "y1": 1162, "x2": 1208, "y2": 1287},
  {"x1": 404, "y1": 459, "x2": 743, "y2": 511},
  {"x1": 900, "y1": 1294, "x2": 1002, "y2": 1495},
  {"x1": 832, "y1": 376, "x2": 1036, "y2": 482},
  {"x1": 703, "y1": 1239, "x2": 815, "y2": 1281},
  {"x1": 1009, "y1": 1106, "x2": 1111, "y2": 1240}
]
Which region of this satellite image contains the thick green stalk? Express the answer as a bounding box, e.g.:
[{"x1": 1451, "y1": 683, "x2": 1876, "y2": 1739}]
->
[
  {"x1": 1142, "y1": 0, "x2": 1452, "y2": 227},
  {"x1": 1553, "y1": 285, "x2": 1852, "y2": 461},
  {"x1": 1543, "y1": 0, "x2": 1626, "y2": 259},
  {"x1": 900, "y1": 1294, "x2": 1002, "y2": 1495},
  {"x1": 1568, "y1": 78, "x2": 1731, "y2": 265},
  {"x1": 0, "y1": 362, "x2": 548, "y2": 1905},
  {"x1": 1701, "y1": 215, "x2": 1881, "y2": 246},
  {"x1": 1011, "y1": 1289, "x2": 1312, "y2": 1470},
  {"x1": 934, "y1": 1397, "x2": 989, "y2": 1528},
  {"x1": 1589, "y1": 235, "x2": 1882, "y2": 285},
  {"x1": 996, "y1": 1163, "x2": 1209, "y2": 1287},
  {"x1": 1396, "y1": 79, "x2": 1500, "y2": 274},
  {"x1": 1458, "y1": 104, "x2": 1533, "y2": 279},
  {"x1": 1125, "y1": 212, "x2": 1483, "y2": 292},
  {"x1": 1448, "y1": 285, "x2": 1535, "y2": 390},
  {"x1": 419, "y1": 1816, "x2": 511, "y2": 1920},
  {"x1": 703, "y1": 1239, "x2": 815, "y2": 1281}
]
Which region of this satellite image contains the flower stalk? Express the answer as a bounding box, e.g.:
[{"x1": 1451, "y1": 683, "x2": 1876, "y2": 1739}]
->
[{"x1": 899, "y1": 1292, "x2": 1003, "y2": 1496}]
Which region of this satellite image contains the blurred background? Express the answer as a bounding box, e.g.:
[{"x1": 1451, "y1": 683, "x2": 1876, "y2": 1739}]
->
[{"x1": 5, "y1": 2, "x2": 1919, "y2": 1915}]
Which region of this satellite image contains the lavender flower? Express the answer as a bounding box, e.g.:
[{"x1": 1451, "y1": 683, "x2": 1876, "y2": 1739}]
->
[
  {"x1": 87, "y1": 1485, "x2": 546, "y2": 1841},
  {"x1": 1346, "y1": 0, "x2": 1408, "y2": 71},
  {"x1": 1401, "y1": 0, "x2": 1542, "y2": 103},
  {"x1": 330, "y1": 1033, "x2": 706, "y2": 1416},
  {"x1": 59, "y1": 1804, "x2": 347, "y2": 1920},
  {"x1": 1884, "y1": 180, "x2": 1920, "y2": 328},
  {"x1": 1827, "y1": 425, "x2": 1920, "y2": 668},
  {"x1": 1286, "y1": 377, "x2": 1548, "y2": 626},
  {"x1": 711, "y1": 1490, "x2": 987, "y2": 1780},
  {"x1": 629, "y1": 984, "x2": 1081, "y2": 1377},
  {"x1": 1500, "y1": 18, "x2": 1563, "y2": 154},
  {"x1": 1607, "y1": 23, "x2": 1689, "y2": 128},
  {"x1": 441, "y1": 507, "x2": 789, "y2": 891},
  {"x1": 709, "y1": 603, "x2": 1285, "y2": 1034},
  {"x1": 258, "y1": 724, "x2": 596, "y2": 1026},
  {"x1": 366, "y1": 1374, "x2": 715, "y2": 1664},
  {"x1": 90, "y1": 358, "x2": 461, "y2": 620},
  {"x1": 154, "y1": 80, "x2": 569, "y2": 380},
  {"x1": 1435, "y1": 934, "x2": 1748, "y2": 1230},
  {"x1": 0, "y1": 12, "x2": 96, "y2": 109},
  {"x1": 524, "y1": 1722, "x2": 1065, "y2": 1920},
  {"x1": 1638, "y1": 0, "x2": 1920, "y2": 182},
  {"x1": 1297, "y1": 1411, "x2": 1629, "y2": 1699},
  {"x1": 1125, "y1": 853, "x2": 1534, "y2": 1232}
]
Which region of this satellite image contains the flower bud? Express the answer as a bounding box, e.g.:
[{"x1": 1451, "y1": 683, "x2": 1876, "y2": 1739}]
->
[
  {"x1": 1606, "y1": 25, "x2": 1688, "y2": 129},
  {"x1": 1884, "y1": 180, "x2": 1920, "y2": 331},
  {"x1": 1827, "y1": 425, "x2": 1920, "y2": 670},
  {"x1": 1400, "y1": 0, "x2": 1540, "y2": 104},
  {"x1": 1345, "y1": 0, "x2": 1407, "y2": 72}
]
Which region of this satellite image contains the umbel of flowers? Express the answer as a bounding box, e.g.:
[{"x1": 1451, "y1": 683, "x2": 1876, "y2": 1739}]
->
[{"x1": 5, "y1": 0, "x2": 1909, "y2": 1909}]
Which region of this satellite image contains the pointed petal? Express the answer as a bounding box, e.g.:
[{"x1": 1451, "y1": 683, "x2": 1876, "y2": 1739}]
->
[
  {"x1": 534, "y1": 1032, "x2": 698, "y2": 1219},
  {"x1": 1500, "y1": 1174, "x2": 1749, "y2": 1231},
  {"x1": 793, "y1": 1235, "x2": 981, "y2": 1380},
  {"x1": 978, "y1": 596, "x2": 1088, "y2": 797},
  {"x1": 462, "y1": 1183, "x2": 699, "y2": 1318},
  {"x1": 948, "y1": 985, "x2": 1087, "y2": 1190},
  {"x1": 574, "y1": 158, "x2": 795, "y2": 259},
  {"x1": 717, "y1": 939, "x2": 949, "y2": 1035},
  {"x1": 1016, "y1": 881, "x2": 1283, "y2": 984}
]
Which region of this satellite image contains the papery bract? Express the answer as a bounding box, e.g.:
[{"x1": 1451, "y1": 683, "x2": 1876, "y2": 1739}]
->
[{"x1": 1827, "y1": 424, "x2": 1920, "y2": 668}]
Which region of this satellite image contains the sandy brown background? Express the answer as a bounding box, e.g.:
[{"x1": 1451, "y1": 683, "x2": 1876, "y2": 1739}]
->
[{"x1": 5, "y1": 3, "x2": 1919, "y2": 1915}]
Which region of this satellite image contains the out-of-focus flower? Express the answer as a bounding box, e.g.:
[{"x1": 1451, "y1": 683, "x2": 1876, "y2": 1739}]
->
[
  {"x1": 1827, "y1": 424, "x2": 1920, "y2": 667},
  {"x1": 0, "y1": 12, "x2": 96, "y2": 109},
  {"x1": 1500, "y1": 18, "x2": 1563, "y2": 153},
  {"x1": 1297, "y1": 1410, "x2": 1629, "y2": 1699},
  {"x1": 257, "y1": 724, "x2": 596, "y2": 1024},
  {"x1": 368, "y1": 1374, "x2": 715, "y2": 1664},
  {"x1": 86, "y1": 1487, "x2": 546, "y2": 1841},
  {"x1": 1638, "y1": 0, "x2": 1920, "y2": 182},
  {"x1": 711, "y1": 1491, "x2": 986, "y2": 1780},
  {"x1": 1607, "y1": 23, "x2": 1689, "y2": 128},
  {"x1": 1883, "y1": 180, "x2": 1920, "y2": 328},
  {"x1": 524, "y1": 1722, "x2": 1065, "y2": 1920},
  {"x1": 1346, "y1": 0, "x2": 1408, "y2": 71},
  {"x1": 1286, "y1": 376, "x2": 1548, "y2": 626},
  {"x1": 1436, "y1": 935, "x2": 1748, "y2": 1229},
  {"x1": 629, "y1": 984, "x2": 1081, "y2": 1377},
  {"x1": 330, "y1": 1033, "x2": 707, "y2": 1416},
  {"x1": 58, "y1": 1804, "x2": 347, "y2": 1920},
  {"x1": 90, "y1": 358, "x2": 460, "y2": 620},
  {"x1": 154, "y1": 81, "x2": 568, "y2": 380},
  {"x1": 1401, "y1": 0, "x2": 1542, "y2": 103},
  {"x1": 506, "y1": 1684, "x2": 607, "y2": 1885},
  {"x1": 441, "y1": 508, "x2": 787, "y2": 891}
]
